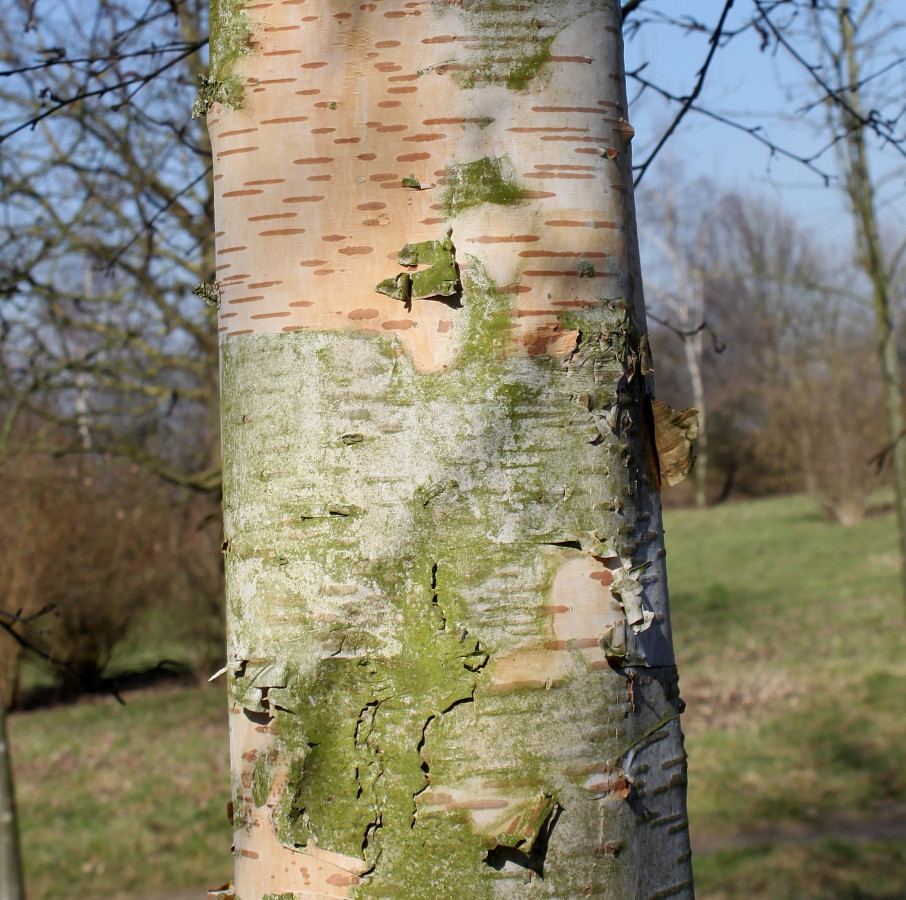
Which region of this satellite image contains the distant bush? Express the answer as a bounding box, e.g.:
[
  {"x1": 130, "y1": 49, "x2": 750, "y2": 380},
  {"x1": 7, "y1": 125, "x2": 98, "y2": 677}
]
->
[{"x1": 0, "y1": 453, "x2": 223, "y2": 706}]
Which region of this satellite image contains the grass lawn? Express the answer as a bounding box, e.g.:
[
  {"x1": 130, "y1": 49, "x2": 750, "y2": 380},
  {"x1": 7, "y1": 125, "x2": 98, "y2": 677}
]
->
[
  {"x1": 9, "y1": 685, "x2": 231, "y2": 900},
  {"x1": 666, "y1": 494, "x2": 906, "y2": 898},
  {"x1": 7, "y1": 494, "x2": 906, "y2": 899}
]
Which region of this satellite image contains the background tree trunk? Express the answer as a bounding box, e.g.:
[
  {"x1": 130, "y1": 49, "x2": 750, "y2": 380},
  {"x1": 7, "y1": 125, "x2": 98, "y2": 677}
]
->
[
  {"x1": 0, "y1": 703, "x2": 24, "y2": 900},
  {"x1": 838, "y1": 1, "x2": 906, "y2": 594},
  {"x1": 685, "y1": 326, "x2": 708, "y2": 508},
  {"x1": 210, "y1": 2, "x2": 693, "y2": 897}
]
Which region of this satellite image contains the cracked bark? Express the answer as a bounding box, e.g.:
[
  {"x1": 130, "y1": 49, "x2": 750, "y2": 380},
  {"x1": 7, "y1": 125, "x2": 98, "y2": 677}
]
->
[{"x1": 212, "y1": 1, "x2": 693, "y2": 897}]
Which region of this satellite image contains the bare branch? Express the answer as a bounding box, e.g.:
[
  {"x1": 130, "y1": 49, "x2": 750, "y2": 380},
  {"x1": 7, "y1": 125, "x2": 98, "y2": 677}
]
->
[
  {"x1": 627, "y1": 68, "x2": 835, "y2": 184},
  {"x1": 621, "y1": 0, "x2": 651, "y2": 21},
  {"x1": 751, "y1": 0, "x2": 906, "y2": 160},
  {"x1": 634, "y1": 0, "x2": 736, "y2": 186}
]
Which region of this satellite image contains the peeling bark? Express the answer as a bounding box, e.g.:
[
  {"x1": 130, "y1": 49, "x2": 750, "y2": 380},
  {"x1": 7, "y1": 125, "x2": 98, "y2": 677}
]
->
[{"x1": 211, "y1": 2, "x2": 693, "y2": 897}]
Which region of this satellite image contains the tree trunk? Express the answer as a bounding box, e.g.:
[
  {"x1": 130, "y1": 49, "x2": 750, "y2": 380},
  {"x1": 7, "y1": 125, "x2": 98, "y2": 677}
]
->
[
  {"x1": 684, "y1": 328, "x2": 707, "y2": 508},
  {"x1": 209, "y1": 2, "x2": 693, "y2": 897},
  {"x1": 839, "y1": 1, "x2": 906, "y2": 601},
  {"x1": 0, "y1": 703, "x2": 24, "y2": 900}
]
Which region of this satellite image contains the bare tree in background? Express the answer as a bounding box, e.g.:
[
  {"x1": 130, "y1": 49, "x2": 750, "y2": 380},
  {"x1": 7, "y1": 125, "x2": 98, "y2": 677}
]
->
[
  {"x1": 739, "y1": 0, "x2": 906, "y2": 588},
  {"x1": 716, "y1": 192, "x2": 884, "y2": 521},
  {"x1": 628, "y1": 1, "x2": 906, "y2": 534},
  {"x1": 0, "y1": 0, "x2": 218, "y2": 491},
  {"x1": 641, "y1": 173, "x2": 719, "y2": 507},
  {"x1": 833, "y1": 1, "x2": 906, "y2": 566},
  {"x1": 0, "y1": 699, "x2": 23, "y2": 900}
]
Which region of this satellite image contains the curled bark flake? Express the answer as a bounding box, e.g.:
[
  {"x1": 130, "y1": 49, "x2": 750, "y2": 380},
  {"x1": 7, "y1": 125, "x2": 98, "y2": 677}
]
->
[
  {"x1": 650, "y1": 399, "x2": 699, "y2": 489},
  {"x1": 490, "y1": 791, "x2": 560, "y2": 854},
  {"x1": 599, "y1": 618, "x2": 627, "y2": 663},
  {"x1": 207, "y1": 882, "x2": 235, "y2": 900},
  {"x1": 610, "y1": 563, "x2": 654, "y2": 634},
  {"x1": 375, "y1": 235, "x2": 461, "y2": 305}
]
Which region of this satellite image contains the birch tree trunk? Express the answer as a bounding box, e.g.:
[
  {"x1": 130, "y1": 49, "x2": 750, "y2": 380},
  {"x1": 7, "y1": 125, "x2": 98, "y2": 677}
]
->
[
  {"x1": 643, "y1": 204, "x2": 710, "y2": 510},
  {"x1": 838, "y1": 2, "x2": 906, "y2": 597},
  {"x1": 208, "y1": 2, "x2": 693, "y2": 897}
]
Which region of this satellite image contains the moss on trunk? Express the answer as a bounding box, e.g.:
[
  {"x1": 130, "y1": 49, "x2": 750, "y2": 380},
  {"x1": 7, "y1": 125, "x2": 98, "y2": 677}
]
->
[
  {"x1": 194, "y1": 0, "x2": 250, "y2": 117},
  {"x1": 222, "y1": 274, "x2": 690, "y2": 897}
]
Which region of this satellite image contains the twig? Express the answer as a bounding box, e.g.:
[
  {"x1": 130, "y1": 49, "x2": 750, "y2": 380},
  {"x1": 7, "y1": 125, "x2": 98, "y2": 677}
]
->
[
  {"x1": 634, "y1": 0, "x2": 736, "y2": 186},
  {"x1": 648, "y1": 312, "x2": 727, "y2": 353},
  {"x1": 628, "y1": 68, "x2": 834, "y2": 184},
  {"x1": 752, "y1": 0, "x2": 906, "y2": 160},
  {"x1": 621, "y1": 0, "x2": 650, "y2": 20}
]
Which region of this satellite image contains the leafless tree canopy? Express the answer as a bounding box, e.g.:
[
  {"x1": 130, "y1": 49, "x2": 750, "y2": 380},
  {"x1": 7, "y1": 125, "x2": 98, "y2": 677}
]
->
[{"x1": 0, "y1": 0, "x2": 217, "y2": 490}]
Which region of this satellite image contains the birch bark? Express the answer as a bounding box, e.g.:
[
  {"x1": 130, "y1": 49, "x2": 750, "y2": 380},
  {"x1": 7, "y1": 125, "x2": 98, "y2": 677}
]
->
[{"x1": 209, "y1": 2, "x2": 693, "y2": 897}]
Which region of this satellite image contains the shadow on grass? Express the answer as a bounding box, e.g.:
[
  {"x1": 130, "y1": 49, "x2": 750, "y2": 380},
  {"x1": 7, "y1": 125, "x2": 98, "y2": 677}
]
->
[{"x1": 15, "y1": 661, "x2": 195, "y2": 711}]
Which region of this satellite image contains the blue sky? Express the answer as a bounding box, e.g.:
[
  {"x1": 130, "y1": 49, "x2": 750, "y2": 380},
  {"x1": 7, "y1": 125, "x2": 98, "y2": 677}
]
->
[{"x1": 622, "y1": 1, "x2": 906, "y2": 250}]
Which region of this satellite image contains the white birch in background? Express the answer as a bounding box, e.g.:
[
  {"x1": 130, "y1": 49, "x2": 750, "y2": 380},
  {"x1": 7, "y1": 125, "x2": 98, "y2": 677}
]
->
[
  {"x1": 641, "y1": 177, "x2": 711, "y2": 508},
  {"x1": 207, "y1": 1, "x2": 693, "y2": 897}
]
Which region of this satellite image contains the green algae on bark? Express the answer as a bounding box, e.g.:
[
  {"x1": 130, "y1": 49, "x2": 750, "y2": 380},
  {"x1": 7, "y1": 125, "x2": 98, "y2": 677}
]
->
[
  {"x1": 441, "y1": 157, "x2": 528, "y2": 218},
  {"x1": 209, "y1": 0, "x2": 251, "y2": 78},
  {"x1": 457, "y1": 34, "x2": 555, "y2": 91},
  {"x1": 220, "y1": 280, "x2": 688, "y2": 897},
  {"x1": 375, "y1": 236, "x2": 460, "y2": 303},
  {"x1": 437, "y1": 0, "x2": 559, "y2": 92},
  {"x1": 194, "y1": 0, "x2": 250, "y2": 117}
]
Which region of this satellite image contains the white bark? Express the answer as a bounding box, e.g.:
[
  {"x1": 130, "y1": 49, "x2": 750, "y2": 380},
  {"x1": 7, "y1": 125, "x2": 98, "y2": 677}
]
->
[{"x1": 211, "y1": 2, "x2": 693, "y2": 897}]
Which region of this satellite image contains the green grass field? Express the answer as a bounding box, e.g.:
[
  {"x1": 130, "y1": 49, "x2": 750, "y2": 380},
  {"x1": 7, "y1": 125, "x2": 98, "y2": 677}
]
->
[
  {"x1": 8, "y1": 494, "x2": 906, "y2": 899},
  {"x1": 667, "y1": 495, "x2": 906, "y2": 898},
  {"x1": 10, "y1": 686, "x2": 231, "y2": 899}
]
